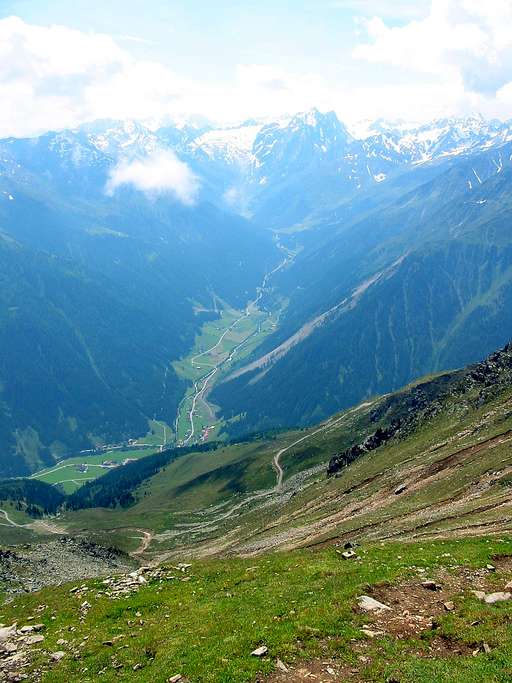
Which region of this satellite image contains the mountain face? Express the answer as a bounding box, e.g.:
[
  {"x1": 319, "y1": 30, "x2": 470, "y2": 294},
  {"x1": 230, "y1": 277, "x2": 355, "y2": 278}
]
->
[
  {"x1": 211, "y1": 135, "x2": 512, "y2": 437},
  {"x1": 185, "y1": 110, "x2": 512, "y2": 228}
]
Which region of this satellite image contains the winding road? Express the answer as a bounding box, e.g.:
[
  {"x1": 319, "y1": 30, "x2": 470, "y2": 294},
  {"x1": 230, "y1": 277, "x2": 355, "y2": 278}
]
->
[
  {"x1": 0, "y1": 508, "x2": 27, "y2": 527},
  {"x1": 0, "y1": 508, "x2": 65, "y2": 535},
  {"x1": 178, "y1": 243, "x2": 292, "y2": 446}
]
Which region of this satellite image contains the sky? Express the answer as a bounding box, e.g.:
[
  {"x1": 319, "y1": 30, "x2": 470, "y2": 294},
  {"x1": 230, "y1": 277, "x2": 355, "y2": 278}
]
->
[{"x1": 1, "y1": 0, "x2": 512, "y2": 137}]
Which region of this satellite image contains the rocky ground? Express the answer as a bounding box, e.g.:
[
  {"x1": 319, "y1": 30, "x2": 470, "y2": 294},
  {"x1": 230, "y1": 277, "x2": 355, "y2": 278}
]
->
[
  {"x1": 261, "y1": 552, "x2": 512, "y2": 682},
  {"x1": 0, "y1": 563, "x2": 192, "y2": 682},
  {"x1": 0, "y1": 538, "x2": 133, "y2": 598}
]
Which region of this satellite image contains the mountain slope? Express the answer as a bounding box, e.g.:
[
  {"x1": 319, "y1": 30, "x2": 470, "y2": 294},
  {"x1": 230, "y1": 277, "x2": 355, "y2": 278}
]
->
[
  {"x1": 211, "y1": 140, "x2": 512, "y2": 436},
  {"x1": 29, "y1": 340, "x2": 510, "y2": 562},
  {"x1": 0, "y1": 129, "x2": 278, "y2": 476}
]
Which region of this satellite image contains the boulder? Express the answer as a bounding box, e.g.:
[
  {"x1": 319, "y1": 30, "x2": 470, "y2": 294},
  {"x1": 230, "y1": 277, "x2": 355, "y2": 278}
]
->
[
  {"x1": 357, "y1": 596, "x2": 391, "y2": 612},
  {"x1": 484, "y1": 592, "x2": 511, "y2": 604},
  {"x1": 50, "y1": 651, "x2": 65, "y2": 662},
  {"x1": 25, "y1": 635, "x2": 44, "y2": 645},
  {"x1": 0, "y1": 625, "x2": 16, "y2": 643},
  {"x1": 251, "y1": 646, "x2": 268, "y2": 657}
]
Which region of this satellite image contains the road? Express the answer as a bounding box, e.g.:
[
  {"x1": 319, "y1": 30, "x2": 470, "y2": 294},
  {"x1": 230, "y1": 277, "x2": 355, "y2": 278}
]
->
[
  {"x1": 131, "y1": 529, "x2": 153, "y2": 556},
  {"x1": 0, "y1": 508, "x2": 65, "y2": 535},
  {"x1": 271, "y1": 401, "x2": 375, "y2": 489},
  {"x1": 178, "y1": 243, "x2": 292, "y2": 446},
  {"x1": 0, "y1": 508, "x2": 28, "y2": 527},
  {"x1": 162, "y1": 400, "x2": 376, "y2": 546}
]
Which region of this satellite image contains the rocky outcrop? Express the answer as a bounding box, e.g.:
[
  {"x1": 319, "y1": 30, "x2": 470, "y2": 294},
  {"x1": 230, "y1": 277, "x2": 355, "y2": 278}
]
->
[
  {"x1": 327, "y1": 341, "x2": 512, "y2": 477},
  {"x1": 327, "y1": 424, "x2": 399, "y2": 476}
]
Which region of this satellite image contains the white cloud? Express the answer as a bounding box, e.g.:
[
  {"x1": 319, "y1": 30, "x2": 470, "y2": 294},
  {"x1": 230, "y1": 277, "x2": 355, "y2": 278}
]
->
[
  {"x1": 106, "y1": 150, "x2": 199, "y2": 205},
  {"x1": 0, "y1": 15, "x2": 189, "y2": 137},
  {"x1": 0, "y1": 7, "x2": 511, "y2": 139},
  {"x1": 353, "y1": 0, "x2": 512, "y2": 96}
]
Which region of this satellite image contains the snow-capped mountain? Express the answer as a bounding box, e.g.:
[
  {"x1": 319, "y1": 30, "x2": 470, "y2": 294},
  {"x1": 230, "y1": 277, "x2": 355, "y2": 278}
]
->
[
  {"x1": 359, "y1": 115, "x2": 512, "y2": 165},
  {"x1": 189, "y1": 122, "x2": 263, "y2": 168},
  {"x1": 81, "y1": 119, "x2": 162, "y2": 158},
  {"x1": 183, "y1": 110, "x2": 512, "y2": 223},
  {"x1": 1, "y1": 109, "x2": 511, "y2": 229}
]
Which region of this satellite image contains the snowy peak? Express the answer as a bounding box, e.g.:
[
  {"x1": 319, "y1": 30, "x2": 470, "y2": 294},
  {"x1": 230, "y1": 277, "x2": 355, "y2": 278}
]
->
[
  {"x1": 190, "y1": 122, "x2": 264, "y2": 167},
  {"x1": 355, "y1": 115, "x2": 512, "y2": 164},
  {"x1": 79, "y1": 119, "x2": 162, "y2": 159}
]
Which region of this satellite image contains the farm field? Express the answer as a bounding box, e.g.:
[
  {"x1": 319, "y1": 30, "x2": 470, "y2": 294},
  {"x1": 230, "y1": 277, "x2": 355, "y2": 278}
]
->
[
  {"x1": 173, "y1": 301, "x2": 279, "y2": 445},
  {"x1": 31, "y1": 447, "x2": 157, "y2": 494}
]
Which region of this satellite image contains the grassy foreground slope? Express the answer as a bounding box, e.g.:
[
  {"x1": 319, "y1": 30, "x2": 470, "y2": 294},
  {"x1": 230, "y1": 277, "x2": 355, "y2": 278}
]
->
[
  {"x1": 3, "y1": 537, "x2": 512, "y2": 682},
  {"x1": 2, "y1": 347, "x2": 512, "y2": 681}
]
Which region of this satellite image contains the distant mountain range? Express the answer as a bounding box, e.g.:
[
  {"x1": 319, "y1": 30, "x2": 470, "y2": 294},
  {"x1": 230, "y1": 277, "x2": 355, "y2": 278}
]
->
[{"x1": 1, "y1": 109, "x2": 512, "y2": 474}]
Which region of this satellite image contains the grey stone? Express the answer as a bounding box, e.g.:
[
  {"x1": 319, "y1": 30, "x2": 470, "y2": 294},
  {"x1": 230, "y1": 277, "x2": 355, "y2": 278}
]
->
[{"x1": 357, "y1": 595, "x2": 391, "y2": 612}]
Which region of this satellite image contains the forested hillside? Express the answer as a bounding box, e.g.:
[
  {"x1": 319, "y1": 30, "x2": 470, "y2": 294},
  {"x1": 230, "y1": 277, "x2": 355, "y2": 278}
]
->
[{"x1": 212, "y1": 142, "x2": 512, "y2": 437}]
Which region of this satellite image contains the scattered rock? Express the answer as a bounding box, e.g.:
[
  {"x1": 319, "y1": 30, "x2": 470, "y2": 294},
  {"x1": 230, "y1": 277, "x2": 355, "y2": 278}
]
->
[
  {"x1": 25, "y1": 635, "x2": 44, "y2": 645},
  {"x1": 486, "y1": 564, "x2": 496, "y2": 572},
  {"x1": 341, "y1": 550, "x2": 356, "y2": 560},
  {"x1": 357, "y1": 596, "x2": 391, "y2": 612},
  {"x1": 0, "y1": 625, "x2": 16, "y2": 642},
  {"x1": 168, "y1": 675, "x2": 183, "y2": 682},
  {"x1": 484, "y1": 592, "x2": 511, "y2": 604},
  {"x1": 394, "y1": 484, "x2": 407, "y2": 495},
  {"x1": 276, "y1": 659, "x2": 288, "y2": 672},
  {"x1": 361, "y1": 626, "x2": 384, "y2": 638},
  {"x1": 251, "y1": 646, "x2": 268, "y2": 657},
  {"x1": 483, "y1": 643, "x2": 492, "y2": 654},
  {"x1": 471, "y1": 590, "x2": 486, "y2": 601},
  {"x1": 18, "y1": 626, "x2": 33, "y2": 634},
  {"x1": 50, "y1": 651, "x2": 65, "y2": 662},
  {"x1": 421, "y1": 580, "x2": 440, "y2": 591},
  {"x1": 443, "y1": 601, "x2": 455, "y2": 612},
  {"x1": 1, "y1": 642, "x2": 17, "y2": 654}
]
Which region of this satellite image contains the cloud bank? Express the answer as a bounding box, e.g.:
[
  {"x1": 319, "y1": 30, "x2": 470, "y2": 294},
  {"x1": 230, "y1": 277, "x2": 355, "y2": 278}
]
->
[
  {"x1": 106, "y1": 150, "x2": 199, "y2": 205},
  {"x1": 0, "y1": 3, "x2": 511, "y2": 138},
  {"x1": 354, "y1": 0, "x2": 512, "y2": 98}
]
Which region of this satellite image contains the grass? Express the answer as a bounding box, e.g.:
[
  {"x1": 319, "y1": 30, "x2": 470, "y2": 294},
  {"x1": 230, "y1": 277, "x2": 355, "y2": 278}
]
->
[
  {"x1": 143, "y1": 420, "x2": 173, "y2": 447},
  {"x1": 32, "y1": 447, "x2": 156, "y2": 493},
  {"x1": 54, "y1": 379, "x2": 512, "y2": 560},
  {"x1": 3, "y1": 536, "x2": 512, "y2": 682}
]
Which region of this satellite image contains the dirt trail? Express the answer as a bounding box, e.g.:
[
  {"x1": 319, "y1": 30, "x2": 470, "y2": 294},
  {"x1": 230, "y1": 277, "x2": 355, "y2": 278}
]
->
[
  {"x1": 272, "y1": 401, "x2": 374, "y2": 490},
  {"x1": 131, "y1": 530, "x2": 153, "y2": 557},
  {"x1": 0, "y1": 509, "x2": 65, "y2": 535},
  {"x1": 155, "y1": 400, "x2": 376, "y2": 563}
]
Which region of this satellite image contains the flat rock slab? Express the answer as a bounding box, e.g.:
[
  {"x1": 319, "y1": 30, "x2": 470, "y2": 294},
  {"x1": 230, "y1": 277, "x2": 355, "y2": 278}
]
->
[
  {"x1": 484, "y1": 592, "x2": 511, "y2": 604},
  {"x1": 357, "y1": 595, "x2": 391, "y2": 612}
]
